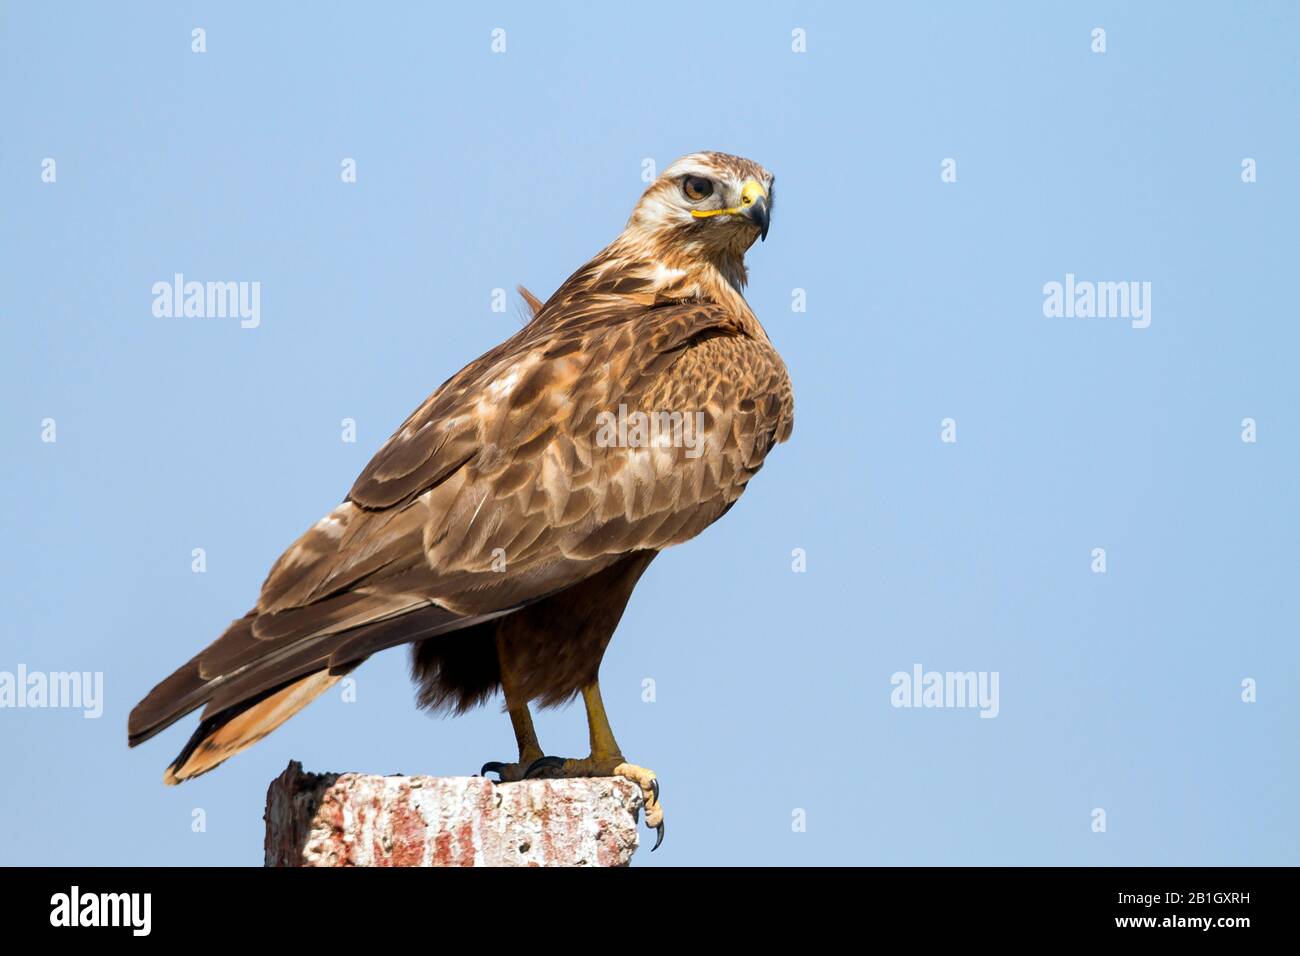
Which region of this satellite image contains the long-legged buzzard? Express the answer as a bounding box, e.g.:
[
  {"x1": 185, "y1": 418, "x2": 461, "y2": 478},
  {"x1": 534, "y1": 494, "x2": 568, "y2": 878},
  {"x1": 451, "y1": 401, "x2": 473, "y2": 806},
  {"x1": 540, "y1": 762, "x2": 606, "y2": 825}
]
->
[{"x1": 129, "y1": 152, "x2": 794, "y2": 850}]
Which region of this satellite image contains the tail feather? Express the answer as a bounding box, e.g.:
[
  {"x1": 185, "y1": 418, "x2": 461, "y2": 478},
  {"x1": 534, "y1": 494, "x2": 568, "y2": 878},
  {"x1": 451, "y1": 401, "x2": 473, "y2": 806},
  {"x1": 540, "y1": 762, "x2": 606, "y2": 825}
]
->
[
  {"x1": 127, "y1": 647, "x2": 212, "y2": 747},
  {"x1": 130, "y1": 600, "x2": 530, "y2": 782},
  {"x1": 199, "y1": 603, "x2": 513, "y2": 718},
  {"x1": 163, "y1": 671, "x2": 341, "y2": 785}
]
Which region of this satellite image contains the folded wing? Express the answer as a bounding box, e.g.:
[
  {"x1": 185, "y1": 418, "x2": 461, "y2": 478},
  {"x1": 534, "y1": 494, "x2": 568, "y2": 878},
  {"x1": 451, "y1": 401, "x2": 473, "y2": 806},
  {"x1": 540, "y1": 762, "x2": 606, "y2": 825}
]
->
[{"x1": 128, "y1": 298, "x2": 792, "y2": 781}]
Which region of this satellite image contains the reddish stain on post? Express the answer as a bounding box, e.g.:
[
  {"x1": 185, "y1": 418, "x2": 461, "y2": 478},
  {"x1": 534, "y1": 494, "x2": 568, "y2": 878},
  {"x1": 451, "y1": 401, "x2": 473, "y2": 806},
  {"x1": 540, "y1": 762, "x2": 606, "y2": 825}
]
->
[
  {"x1": 433, "y1": 829, "x2": 454, "y2": 866},
  {"x1": 388, "y1": 796, "x2": 426, "y2": 867},
  {"x1": 595, "y1": 816, "x2": 624, "y2": 867},
  {"x1": 455, "y1": 820, "x2": 476, "y2": 866}
]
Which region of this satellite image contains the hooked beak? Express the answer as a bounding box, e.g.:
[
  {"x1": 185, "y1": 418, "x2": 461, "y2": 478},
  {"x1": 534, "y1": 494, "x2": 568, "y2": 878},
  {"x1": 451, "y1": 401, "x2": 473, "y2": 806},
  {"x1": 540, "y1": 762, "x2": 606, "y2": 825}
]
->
[
  {"x1": 746, "y1": 193, "x2": 770, "y2": 241},
  {"x1": 739, "y1": 178, "x2": 770, "y2": 241}
]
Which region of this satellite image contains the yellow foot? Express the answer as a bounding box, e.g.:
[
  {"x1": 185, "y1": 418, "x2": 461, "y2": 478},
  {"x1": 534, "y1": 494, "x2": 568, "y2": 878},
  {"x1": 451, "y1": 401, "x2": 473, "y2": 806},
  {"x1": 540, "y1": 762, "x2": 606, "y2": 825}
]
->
[{"x1": 524, "y1": 755, "x2": 664, "y2": 851}]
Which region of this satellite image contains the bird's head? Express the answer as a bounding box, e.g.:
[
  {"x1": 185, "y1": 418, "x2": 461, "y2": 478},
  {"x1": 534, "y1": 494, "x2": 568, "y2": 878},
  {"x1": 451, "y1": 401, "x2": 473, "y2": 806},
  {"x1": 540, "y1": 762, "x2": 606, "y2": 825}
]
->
[{"x1": 624, "y1": 152, "x2": 774, "y2": 273}]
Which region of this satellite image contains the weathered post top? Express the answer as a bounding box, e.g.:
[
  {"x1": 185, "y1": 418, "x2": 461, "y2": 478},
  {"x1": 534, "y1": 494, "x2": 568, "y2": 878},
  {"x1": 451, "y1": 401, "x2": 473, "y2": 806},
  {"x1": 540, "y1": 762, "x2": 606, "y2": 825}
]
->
[{"x1": 264, "y1": 761, "x2": 644, "y2": 867}]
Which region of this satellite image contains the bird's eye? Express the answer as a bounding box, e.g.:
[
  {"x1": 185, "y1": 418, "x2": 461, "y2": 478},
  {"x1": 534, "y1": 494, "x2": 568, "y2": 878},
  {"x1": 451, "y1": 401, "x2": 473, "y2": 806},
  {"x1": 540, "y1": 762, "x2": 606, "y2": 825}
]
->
[{"x1": 682, "y1": 176, "x2": 713, "y2": 201}]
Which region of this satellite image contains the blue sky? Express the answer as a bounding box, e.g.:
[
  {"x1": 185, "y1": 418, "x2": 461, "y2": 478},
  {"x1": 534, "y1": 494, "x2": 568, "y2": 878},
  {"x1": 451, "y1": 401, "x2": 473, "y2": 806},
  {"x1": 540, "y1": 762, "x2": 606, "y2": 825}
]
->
[{"x1": 2, "y1": 1, "x2": 1297, "y2": 866}]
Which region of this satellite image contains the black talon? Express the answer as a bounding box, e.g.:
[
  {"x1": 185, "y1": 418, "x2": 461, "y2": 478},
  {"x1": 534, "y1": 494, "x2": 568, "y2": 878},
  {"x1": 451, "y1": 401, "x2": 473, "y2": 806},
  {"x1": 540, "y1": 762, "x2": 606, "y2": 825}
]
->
[
  {"x1": 480, "y1": 761, "x2": 506, "y2": 779},
  {"x1": 523, "y1": 755, "x2": 567, "y2": 779},
  {"x1": 649, "y1": 778, "x2": 660, "y2": 805},
  {"x1": 651, "y1": 822, "x2": 664, "y2": 852}
]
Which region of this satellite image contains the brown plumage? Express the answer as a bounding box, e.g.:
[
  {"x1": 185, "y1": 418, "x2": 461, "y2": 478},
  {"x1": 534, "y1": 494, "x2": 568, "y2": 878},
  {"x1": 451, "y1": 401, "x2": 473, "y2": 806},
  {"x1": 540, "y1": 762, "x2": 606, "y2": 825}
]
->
[{"x1": 129, "y1": 152, "x2": 793, "y2": 839}]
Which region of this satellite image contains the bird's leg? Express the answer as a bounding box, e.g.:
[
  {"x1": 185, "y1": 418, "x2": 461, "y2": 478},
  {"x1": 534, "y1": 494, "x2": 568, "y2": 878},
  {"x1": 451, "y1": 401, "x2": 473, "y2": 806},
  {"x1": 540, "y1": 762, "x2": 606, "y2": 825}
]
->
[
  {"x1": 478, "y1": 639, "x2": 545, "y2": 783},
  {"x1": 524, "y1": 679, "x2": 664, "y2": 849}
]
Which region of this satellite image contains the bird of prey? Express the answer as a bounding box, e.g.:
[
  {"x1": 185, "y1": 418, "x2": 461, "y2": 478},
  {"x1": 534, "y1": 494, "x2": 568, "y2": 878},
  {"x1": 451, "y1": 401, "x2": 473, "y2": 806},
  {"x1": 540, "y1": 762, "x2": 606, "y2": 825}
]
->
[{"x1": 128, "y1": 151, "x2": 793, "y2": 850}]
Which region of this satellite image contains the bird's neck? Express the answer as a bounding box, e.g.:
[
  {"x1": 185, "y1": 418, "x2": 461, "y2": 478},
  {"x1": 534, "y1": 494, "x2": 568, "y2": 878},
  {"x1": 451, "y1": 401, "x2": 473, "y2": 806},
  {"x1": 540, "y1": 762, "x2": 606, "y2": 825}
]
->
[
  {"x1": 606, "y1": 232, "x2": 753, "y2": 309},
  {"x1": 531, "y1": 232, "x2": 765, "y2": 342}
]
